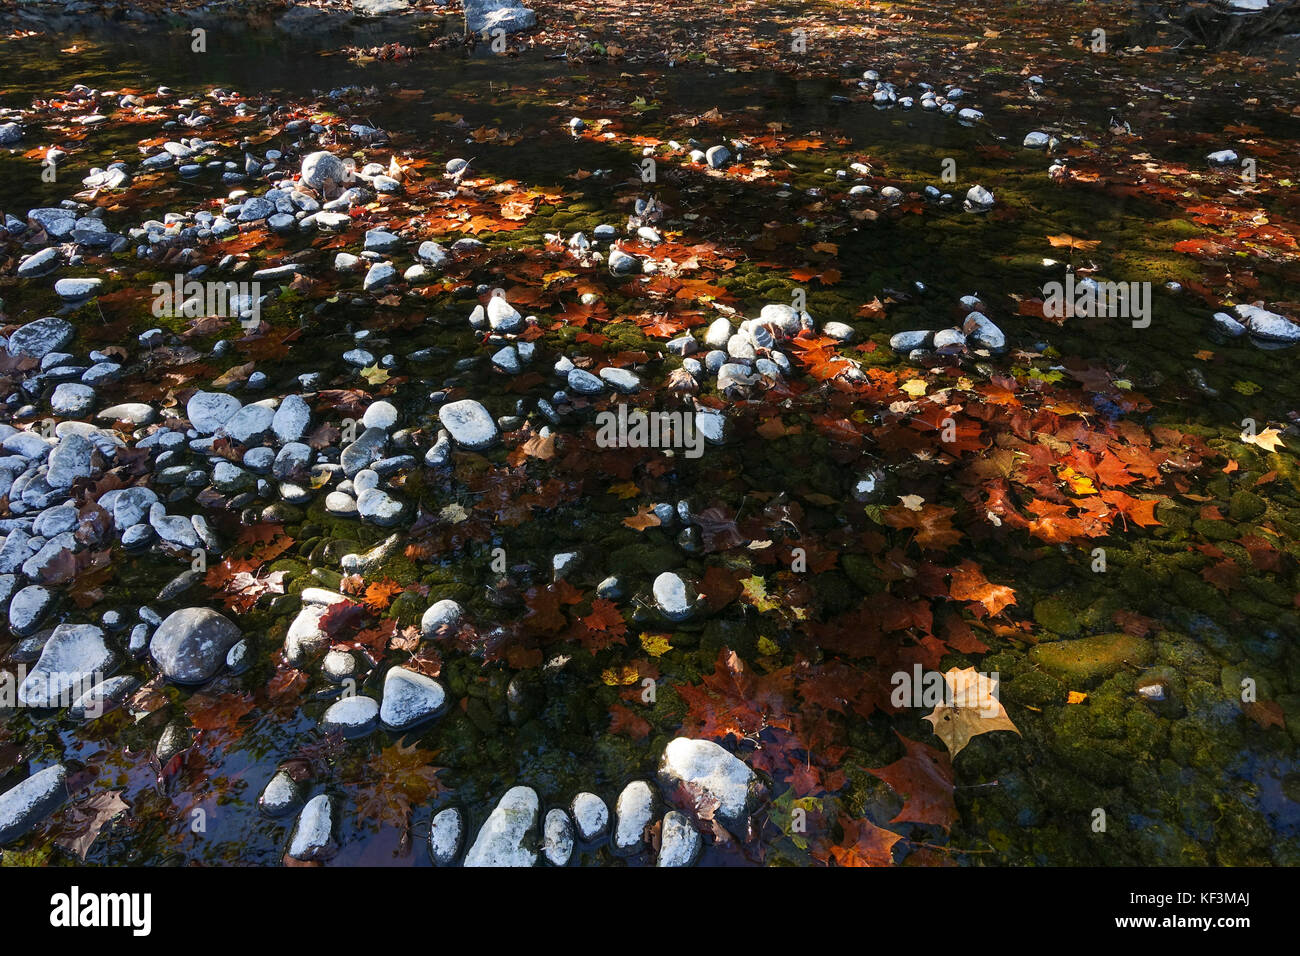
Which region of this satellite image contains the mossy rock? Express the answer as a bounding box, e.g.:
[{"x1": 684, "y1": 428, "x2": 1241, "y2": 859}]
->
[
  {"x1": 1000, "y1": 668, "x2": 1066, "y2": 707},
  {"x1": 1192, "y1": 518, "x2": 1237, "y2": 541},
  {"x1": 1030, "y1": 632, "x2": 1155, "y2": 682},
  {"x1": 1155, "y1": 501, "x2": 1191, "y2": 530},
  {"x1": 840, "y1": 554, "x2": 879, "y2": 593},
  {"x1": 810, "y1": 570, "x2": 859, "y2": 614},
  {"x1": 1032, "y1": 595, "x2": 1080, "y2": 637},
  {"x1": 1227, "y1": 490, "x2": 1266, "y2": 522}
]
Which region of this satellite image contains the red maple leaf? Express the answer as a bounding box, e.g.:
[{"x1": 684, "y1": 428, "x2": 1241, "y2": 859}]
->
[
  {"x1": 608, "y1": 702, "x2": 651, "y2": 741},
  {"x1": 866, "y1": 731, "x2": 957, "y2": 831},
  {"x1": 948, "y1": 560, "x2": 1017, "y2": 617},
  {"x1": 828, "y1": 813, "x2": 904, "y2": 866}
]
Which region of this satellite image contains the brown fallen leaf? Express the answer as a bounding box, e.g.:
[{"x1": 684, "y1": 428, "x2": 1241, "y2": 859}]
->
[
  {"x1": 1243, "y1": 700, "x2": 1286, "y2": 730},
  {"x1": 922, "y1": 667, "x2": 1021, "y2": 758},
  {"x1": 52, "y1": 791, "x2": 130, "y2": 861},
  {"x1": 1046, "y1": 233, "x2": 1102, "y2": 252},
  {"x1": 623, "y1": 504, "x2": 662, "y2": 531}
]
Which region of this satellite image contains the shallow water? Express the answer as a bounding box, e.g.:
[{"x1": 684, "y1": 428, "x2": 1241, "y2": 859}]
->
[{"x1": 1, "y1": 5, "x2": 1298, "y2": 867}]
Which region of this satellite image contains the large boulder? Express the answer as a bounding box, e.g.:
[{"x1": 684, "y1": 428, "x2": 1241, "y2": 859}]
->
[
  {"x1": 0, "y1": 765, "x2": 68, "y2": 845},
  {"x1": 6, "y1": 317, "x2": 74, "y2": 359},
  {"x1": 463, "y1": 0, "x2": 536, "y2": 34},
  {"x1": 150, "y1": 608, "x2": 242, "y2": 683},
  {"x1": 464, "y1": 786, "x2": 538, "y2": 866},
  {"x1": 18, "y1": 625, "x2": 116, "y2": 708},
  {"x1": 658, "y1": 737, "x2": 763, "y2": 836},
  {"x1": 300, "y1": 151, "x2": 350, "y2": 196}
]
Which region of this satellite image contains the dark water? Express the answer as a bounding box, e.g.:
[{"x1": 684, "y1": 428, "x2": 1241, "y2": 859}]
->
[{"x1": 1, "y1": 11, "x2": 1298, "y2": 867}]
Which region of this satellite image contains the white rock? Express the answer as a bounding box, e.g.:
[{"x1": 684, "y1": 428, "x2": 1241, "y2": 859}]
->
[
  {"x1": 379, "y1": 667, "x2": 446, "y2": 729},
  {"x1": 288, "y1": 793, "x2": 336, "y2": 860},
  {"x1": 613, "y1": 780, "x2": 655, "y2": 855},
  {"x1": 542, "y1": 809, "x2": 574, "y2": 866},
  {"x1": 320, "y1": 694, "x2": 379, "y2": 738},
  {"x1": 965, "y1": 185, "x2": 995, "y2": 210},
  {"x1": 428, "y1": 807, "x2": 463, "y2": 865},
  {"x1": 421, "y1": 599, "x2": 462, "y2": 638},
  {"x1": 570, "y1": 792, "x2": 609, "y2": 841},
  {"x1": 658, "y1": 737, "x2": 760, "y2": 834},
  {"x1": 464, "y1": 786, "x2": 539, "y2": 867},
  {"x1": 656, "y1": 810, "x2": 702, "y2": 867},
  {"x1": 653, "y1": 571, "x2": 695, "y2": 621},
  {"x1": 285, "y1": 603, "x2": 331, "y2": 664},
  {"x1": 438, "y1": 399, "x2": 498, "y2": 451},
  {"x1": 487, "y1": 296, "x2": 523, "y2": 333}
]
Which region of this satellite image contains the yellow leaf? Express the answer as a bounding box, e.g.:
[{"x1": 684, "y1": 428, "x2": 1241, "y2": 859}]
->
[
  {"x1": 607, "y1": 481, "x2": 640, "y2": 499},
  {"x1": 1046, "y1": 233, "x2": 1102, "y2": 252},
  {"x1": 1058, "y1": 465, "x2": 1097, "y2": 495},
  {"x1": 640, "y1": 633, "x2": 672, "y2": 656},
  {"x1": 1242, "y1": 426, "x2": 1287, "y2": 453},
  {"x1": 1067, "y1": 691, "x2": 1088, "y2": 704},
  {"x1": 601, "y1": 666, "x2": 640, "y2": 686},
  {"x1": 360, "y1": 364, "x2": 390, "y2": 386},
  {"x1": 757, "y1": 636, "x2": 781, "y2": 656},
  {"x1": 740, "y1": 575, "x2": 778, "y2": 612},
  {"x1": 900, "y1": 379, "x2": 927, "y2": 397},
  {"x1": 923, "y1": 667, "x2": 1021, "y2": 758}
]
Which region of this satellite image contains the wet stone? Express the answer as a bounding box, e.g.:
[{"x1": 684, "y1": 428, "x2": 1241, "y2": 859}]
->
[
  {"x1": 658, "y1": 736, "x2": 761, "y2": 836},
  {"x1": 379, "y1": 666, "x2": 447, "y2": 729},
  {"x1": 613, "y1": 780, "x2": 655, "y2": 856},
  {"x1": 321, "y1": 694, "x2": 380, "y2": 738},
  {"x1": 0, "y1": 765, "x2": 68, "y2": 846},
  {"x1": 187, "y1": 392, "x2": 242, "y2": 435},
  {"x1": 542, "y1": 809, "x2": 574, "y2": 866},
  {"x1": 9, "y1": 585, "x2": 54, "y2": 638},
  {"x1": 428, "y1": 808, "x2": 463, "y2": 866},
  {"x1": 6, "y1": 318, "x2": 75, "y2": 360},
  {"x1": 464, "y1": 786, "x2": 539, "y2": 867},
  {"x1": 438, "y1": 400, "x2": 498, "y2": 451},
  {"x1": 288, "y1": 794, "x2": 336, "y2": 861},
  {"x1": 259, "y1": 770, "x2": 303, "y2": 818},
  {"x1": 657, "y1": 810, "x2": 702, "y2": 867},
  {"x1": 421, "y1": 599, "x2": 463, "y2": 638},
  {"x1": 149, "y1": 607, "x2": 242, "y2": 684},
  {"x1": 570, "y1": 792, "x2": 609, "y2": 841},
  {"x1": 18, "y1": 623, "x2": 115, "y2": 707}
]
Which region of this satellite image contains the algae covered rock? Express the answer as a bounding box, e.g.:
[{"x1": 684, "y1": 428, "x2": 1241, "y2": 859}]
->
[{"x1": 1030, "y1": 632, "x2": 1155, "y2": 682}]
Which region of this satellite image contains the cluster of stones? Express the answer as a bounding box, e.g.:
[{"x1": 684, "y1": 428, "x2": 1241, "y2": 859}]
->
[
  {"x1": 888, "y1": 294, "x2": 1008, "y2": 358},
  {"x1": 274, "y1": 736, "x2": 763, "y2": 866}
]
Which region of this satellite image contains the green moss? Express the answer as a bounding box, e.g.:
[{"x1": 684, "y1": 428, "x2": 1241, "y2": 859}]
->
[
  {"x1": 1192, "y1": 518, "x2": 1238, "y2": 541},
  {"x1": 1227, "y1": 490, "x2": 1267, "y2": 522},
  {"x1": 1033, "y1": 596, "x2": 1080, "y2": 637},
  {"x1": 1030, "y1": 632, "x2": 1155, "y2": 683}
]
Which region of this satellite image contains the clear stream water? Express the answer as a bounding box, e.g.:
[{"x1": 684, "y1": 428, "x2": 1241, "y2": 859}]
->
[{"x1": 0, "y1": 7, "x2": 1298, "y2": 866}]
